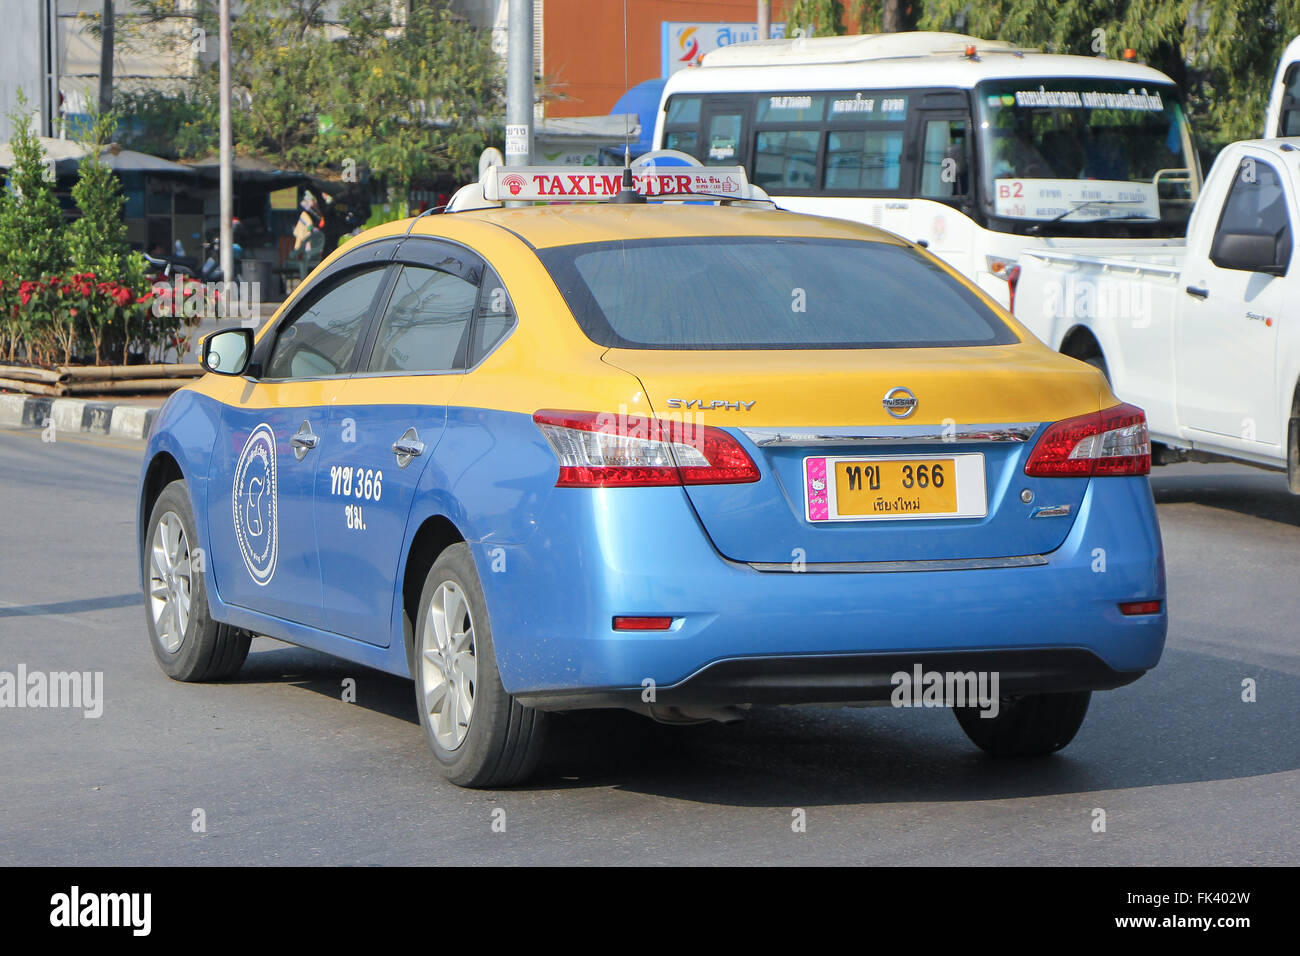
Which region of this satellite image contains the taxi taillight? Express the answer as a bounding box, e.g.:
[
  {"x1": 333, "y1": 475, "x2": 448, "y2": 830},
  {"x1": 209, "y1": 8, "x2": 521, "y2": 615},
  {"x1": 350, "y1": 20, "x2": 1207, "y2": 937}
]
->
[
  {"x1": 533, "y1": 410, "x2": 760, "y2": 487},
  {"x1": 613, "y1": 616, "x2": 675, "y2": 631},
  {"x1": 1024, "y1": 403, "x2": 1151, "y2": 477},
  {"x1": 1119, "y1": 600, "x2": 1161, "y2": 616}
]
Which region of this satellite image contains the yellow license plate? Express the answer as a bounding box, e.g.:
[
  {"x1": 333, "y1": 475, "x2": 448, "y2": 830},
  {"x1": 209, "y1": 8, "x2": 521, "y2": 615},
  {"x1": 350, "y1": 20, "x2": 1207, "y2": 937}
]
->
[
  {"x1": 804, "y1": 454, "x2": 985, "y2": 522},
  {"x1": 834, "y1": 458, "x2": 957, "y2": 517}
]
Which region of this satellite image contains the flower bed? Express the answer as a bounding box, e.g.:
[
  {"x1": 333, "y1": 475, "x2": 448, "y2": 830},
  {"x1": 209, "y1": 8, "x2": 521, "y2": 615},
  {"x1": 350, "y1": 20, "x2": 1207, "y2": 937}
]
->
[{"x1": 0, "y1": 269, "x2": 192, "y2": 369}]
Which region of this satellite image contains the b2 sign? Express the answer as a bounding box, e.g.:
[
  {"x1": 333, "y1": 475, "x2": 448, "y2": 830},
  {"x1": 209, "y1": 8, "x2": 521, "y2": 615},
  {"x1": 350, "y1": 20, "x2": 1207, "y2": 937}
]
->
[{"x1": 993, "y1": 179, "x2": 1160, "y2": 222}]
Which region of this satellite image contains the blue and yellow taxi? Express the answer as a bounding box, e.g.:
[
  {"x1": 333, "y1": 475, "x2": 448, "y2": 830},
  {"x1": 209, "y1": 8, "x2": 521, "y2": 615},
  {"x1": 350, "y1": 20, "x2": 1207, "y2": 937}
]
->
[{"x1": 138, "y1": 165, "x2": 1165, "y2": 787}]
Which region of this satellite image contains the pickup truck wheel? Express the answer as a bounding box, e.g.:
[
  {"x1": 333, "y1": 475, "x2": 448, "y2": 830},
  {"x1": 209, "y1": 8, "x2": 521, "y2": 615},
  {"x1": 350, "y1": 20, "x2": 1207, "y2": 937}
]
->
[
  {"x1": 144, "y1": 480, "x2": 252, "y2": 682},
  {"x1": 414, "y1": 543, "x2": 548, "y2": 788},
  {"x1": 954, "y1": 690, "x2": 1091, "y2": 757},
  {"x1": 1288, "y1": 415, "x2": 1300, "y2": 494}
]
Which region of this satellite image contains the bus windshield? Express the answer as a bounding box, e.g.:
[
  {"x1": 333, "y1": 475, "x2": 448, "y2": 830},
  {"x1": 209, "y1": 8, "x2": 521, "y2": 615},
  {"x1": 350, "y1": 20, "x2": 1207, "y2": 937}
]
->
[{"x1": 975, "y1": 78, "x2": 1196, "y2": 237}]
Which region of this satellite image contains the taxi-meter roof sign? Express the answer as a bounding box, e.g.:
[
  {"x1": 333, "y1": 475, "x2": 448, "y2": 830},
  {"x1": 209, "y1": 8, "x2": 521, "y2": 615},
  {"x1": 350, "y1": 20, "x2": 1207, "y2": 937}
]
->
[{"x1": 484, "y1": 165, "x2": 751, "y2": 202}]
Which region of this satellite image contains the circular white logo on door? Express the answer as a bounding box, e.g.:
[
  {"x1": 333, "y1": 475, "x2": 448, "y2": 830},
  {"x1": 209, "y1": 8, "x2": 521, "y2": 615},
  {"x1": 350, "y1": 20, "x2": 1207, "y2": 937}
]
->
[{"x1": 232, "y1": 423, "x2": 278, "y2": 586}]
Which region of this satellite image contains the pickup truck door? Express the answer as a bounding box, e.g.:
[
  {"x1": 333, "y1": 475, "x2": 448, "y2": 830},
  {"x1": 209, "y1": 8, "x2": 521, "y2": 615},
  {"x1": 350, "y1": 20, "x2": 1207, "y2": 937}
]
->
[{"x1": 1176, "y1": 153, "x2": 1292, "y2": 450}]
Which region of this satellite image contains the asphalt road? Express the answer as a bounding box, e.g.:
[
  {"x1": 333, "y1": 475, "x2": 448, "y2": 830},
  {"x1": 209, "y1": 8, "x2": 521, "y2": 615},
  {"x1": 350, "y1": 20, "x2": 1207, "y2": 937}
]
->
[{"x1": 1, "y1": 426, "x2": 1296, "y2": 865}]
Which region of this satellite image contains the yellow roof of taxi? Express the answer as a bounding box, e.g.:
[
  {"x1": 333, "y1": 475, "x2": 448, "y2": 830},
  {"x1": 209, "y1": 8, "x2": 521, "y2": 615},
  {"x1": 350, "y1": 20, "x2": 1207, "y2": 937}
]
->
[{"x1": 410, "y1": 203, "x2": 909, "y2": 249}]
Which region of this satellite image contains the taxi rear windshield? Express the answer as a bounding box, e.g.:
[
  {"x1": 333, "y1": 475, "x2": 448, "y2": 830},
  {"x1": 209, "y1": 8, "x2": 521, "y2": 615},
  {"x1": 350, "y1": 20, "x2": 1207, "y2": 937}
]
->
[{"x1": 537, "y1": 237, "x2": 1017, "y2": 349}]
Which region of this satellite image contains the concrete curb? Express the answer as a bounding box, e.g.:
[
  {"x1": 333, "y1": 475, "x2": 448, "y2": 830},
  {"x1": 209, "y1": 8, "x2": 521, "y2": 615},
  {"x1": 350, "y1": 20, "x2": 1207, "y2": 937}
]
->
[{"x1": 0, "y1": 393, "x2": 158, "y2": 441}]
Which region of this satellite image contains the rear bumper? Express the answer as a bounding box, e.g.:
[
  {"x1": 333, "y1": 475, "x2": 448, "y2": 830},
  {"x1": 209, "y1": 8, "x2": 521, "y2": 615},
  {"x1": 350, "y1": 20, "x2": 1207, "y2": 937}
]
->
[
  {"x1": 476, "y1": 475, "x2": 1166, "y2": 706},
  {"x1": 516, "y1": 647, "x2": 1143, "y2": 711}
]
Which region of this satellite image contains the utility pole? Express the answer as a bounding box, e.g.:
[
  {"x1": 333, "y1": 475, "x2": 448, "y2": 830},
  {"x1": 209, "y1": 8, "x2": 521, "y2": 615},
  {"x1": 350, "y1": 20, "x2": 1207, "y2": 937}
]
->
[
  {"x1": 41, "y1": 0, "x2": 58, "y2": 136},
  {"x1": 504, "y1": 0, "x2": 533, "y2": 204},
  {"x1": 219, "y1": 0, "x2": 234, "y2": 292},
  {"x1": 98, "y1": 0, "x2": 114, "y2": 113},
  {"x1": 757, "y1": 1, "x2": 770, "y2": 40},
  {"x1": 882, "y1": 0, "x2": 903, "y2": 33}
]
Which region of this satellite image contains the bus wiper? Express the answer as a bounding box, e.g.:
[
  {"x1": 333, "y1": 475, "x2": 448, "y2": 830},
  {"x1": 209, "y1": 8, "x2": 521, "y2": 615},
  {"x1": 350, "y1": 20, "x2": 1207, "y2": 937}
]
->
[{"x1": 1025, "y1": 200, "x2": 1155, "y2": 235}]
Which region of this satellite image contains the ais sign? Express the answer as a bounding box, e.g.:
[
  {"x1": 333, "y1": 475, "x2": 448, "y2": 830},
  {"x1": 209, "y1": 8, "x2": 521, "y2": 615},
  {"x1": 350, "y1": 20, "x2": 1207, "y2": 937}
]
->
[{"x1": 662, "y1": 22, "x2": 788, "y2": 76}]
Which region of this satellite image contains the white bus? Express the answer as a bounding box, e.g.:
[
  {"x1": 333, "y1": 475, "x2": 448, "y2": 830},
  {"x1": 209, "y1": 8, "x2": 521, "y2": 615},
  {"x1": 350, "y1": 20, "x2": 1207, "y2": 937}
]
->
[{"x1": 652, "y1": 32, "x2": 1202, "y2": 308}]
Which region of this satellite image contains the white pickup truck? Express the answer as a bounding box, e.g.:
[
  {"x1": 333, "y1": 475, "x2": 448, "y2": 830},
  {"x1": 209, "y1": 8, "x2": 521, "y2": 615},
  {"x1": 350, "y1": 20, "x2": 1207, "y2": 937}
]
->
[{"x1": 1013, "y1": 137, "x2": 1300, "y2": 490}]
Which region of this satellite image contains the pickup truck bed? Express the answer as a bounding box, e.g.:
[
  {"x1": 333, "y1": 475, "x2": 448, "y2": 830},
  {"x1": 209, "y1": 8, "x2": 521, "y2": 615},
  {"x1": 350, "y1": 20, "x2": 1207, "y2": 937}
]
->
[{"x1": 1013, "y1": 138, "x2": 1300, "y2": 485}]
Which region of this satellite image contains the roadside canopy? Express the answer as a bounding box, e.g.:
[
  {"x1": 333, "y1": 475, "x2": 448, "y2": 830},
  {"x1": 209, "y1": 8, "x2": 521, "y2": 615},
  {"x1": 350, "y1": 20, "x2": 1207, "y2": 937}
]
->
[
  {"x1": 533, "y1": 113, "x2": 642, "y2": 166},
  {"x1": 0, "y1": 137, "x2": 197, "y2": 178},
  {"x1": 183, "y1": 154, "x2": 308, "y2": 188}
]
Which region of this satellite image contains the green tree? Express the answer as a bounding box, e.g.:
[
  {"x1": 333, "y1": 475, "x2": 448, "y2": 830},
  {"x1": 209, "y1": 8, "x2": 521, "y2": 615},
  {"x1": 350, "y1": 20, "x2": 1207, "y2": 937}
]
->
[
  {"x1": 0, "y1": 97, "x2": 67, "y2": 282},
  {"x1": 68, "y1": 110, "x2": 151, "y2": 365},
  {"x1": 920, "y1": 0, "x2": 1300, "y2": 156},
  {"x1": 68, "y1": 115, "x2": 130, "y2": 282},
  {"x1": 783, "y1": 0, "x2": 915, "y2": 35},
  {"x1": 785, "y1": 0, "x2": 849, "y2": 36},
  {"x1": 119, "y1": 0, "x2": 503, "y2": 191},
  {"x1": 327, "y1": 2, "x2": 504, "y2": 194},
  {"x1": 115, "y1": 88, "x2": 219, "y2": 160},
  {"x1": 0, "y1": 93, "x2": 67, "y2": 362}
]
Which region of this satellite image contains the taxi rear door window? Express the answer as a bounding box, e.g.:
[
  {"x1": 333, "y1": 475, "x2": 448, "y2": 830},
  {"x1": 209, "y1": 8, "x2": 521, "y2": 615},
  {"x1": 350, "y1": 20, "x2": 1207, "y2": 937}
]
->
[{"x1": 366, "y1": 265, "x2": 478, "y2": 373}]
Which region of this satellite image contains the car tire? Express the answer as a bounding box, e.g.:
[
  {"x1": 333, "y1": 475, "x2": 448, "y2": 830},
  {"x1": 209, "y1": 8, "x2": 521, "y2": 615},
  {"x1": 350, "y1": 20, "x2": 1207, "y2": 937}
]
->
[
  {"x1": 144, "y1": 480, "x2": 251, "y2": 682},
  {"x1": 414, "y1": 543, "x2": 548, "y2": 788},
  {"x1": 953, "y1": 690, "x2": 1091, "y2": 757}
]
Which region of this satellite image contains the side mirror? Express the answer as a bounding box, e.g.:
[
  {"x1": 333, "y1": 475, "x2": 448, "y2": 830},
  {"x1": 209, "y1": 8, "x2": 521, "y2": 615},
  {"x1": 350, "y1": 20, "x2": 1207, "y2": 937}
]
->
[
  {"x1": 1210, "y1": 229, "x2": 1289, "y2": 276},
  {"x1": 201, "y1": 328, "x2": 254, "y2": 376}
]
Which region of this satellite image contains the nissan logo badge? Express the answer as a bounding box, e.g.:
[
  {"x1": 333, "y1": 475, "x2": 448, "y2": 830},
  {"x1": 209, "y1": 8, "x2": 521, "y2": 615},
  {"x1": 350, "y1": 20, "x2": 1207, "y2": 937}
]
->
[{"x1": 882, "y1": 386, "x2": 918, "y2": 418}]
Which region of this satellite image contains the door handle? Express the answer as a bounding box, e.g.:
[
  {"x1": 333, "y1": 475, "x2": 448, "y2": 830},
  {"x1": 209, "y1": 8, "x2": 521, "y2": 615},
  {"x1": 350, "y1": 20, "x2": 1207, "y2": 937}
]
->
[
  {"x1": 1185, "y1": 285, "x2": 1209, "y2": 299},
  {"x1": 291, "y1": 420, "x2": 319, "y2": 460},
  {"x1": 392, "y1": 427, "x2": 425, "y2": 468}
]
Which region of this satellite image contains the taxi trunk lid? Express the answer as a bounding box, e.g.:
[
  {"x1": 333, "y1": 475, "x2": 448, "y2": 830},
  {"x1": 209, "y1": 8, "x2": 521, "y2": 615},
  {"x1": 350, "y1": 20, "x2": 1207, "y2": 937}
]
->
[{"x1": 603, "y1": 346, "x2": 1106, "y2": 565}]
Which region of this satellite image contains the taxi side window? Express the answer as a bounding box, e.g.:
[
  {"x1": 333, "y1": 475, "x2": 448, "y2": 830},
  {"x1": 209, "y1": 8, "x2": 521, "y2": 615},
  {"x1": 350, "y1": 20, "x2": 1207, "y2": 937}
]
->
[
  {"x1": 367, "y1": 265, "x2": 477, "y2": 373},
  {"x1": 266, "y1": 267, "x2": 387, "y2": 379},
  {"x1": 472, "y1": 266, "x2": 516, "y2": 364}
]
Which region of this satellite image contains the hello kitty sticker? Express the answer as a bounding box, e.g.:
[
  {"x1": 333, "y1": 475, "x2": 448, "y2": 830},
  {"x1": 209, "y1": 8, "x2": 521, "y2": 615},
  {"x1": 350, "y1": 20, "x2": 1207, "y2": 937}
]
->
[{"x1": 805, "y1": 457, "x2": 829, "y2": 522}]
